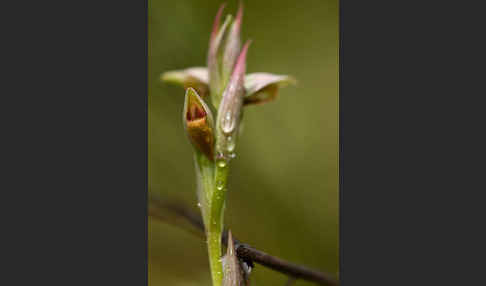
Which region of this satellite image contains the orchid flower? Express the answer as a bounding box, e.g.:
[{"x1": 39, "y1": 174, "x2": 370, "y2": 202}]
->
[{"x1": 160, "y1": 4, "x2": 295, "y2": 286}]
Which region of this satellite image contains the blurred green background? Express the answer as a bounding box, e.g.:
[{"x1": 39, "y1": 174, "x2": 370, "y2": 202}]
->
[{"x1": 149, "y1": 0, "x2": 338, "y2": 285}]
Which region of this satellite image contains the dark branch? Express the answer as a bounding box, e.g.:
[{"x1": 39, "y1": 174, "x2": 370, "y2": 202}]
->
[
  {"x1": 235, "y1": 243, "x2": 337, "y2": 286},
  {"x1": 285, "y1": 277, "x2": 297, "y2": 286},
  {"x1": 149, "y1": 194, "x2": 339, "y2": 286}
]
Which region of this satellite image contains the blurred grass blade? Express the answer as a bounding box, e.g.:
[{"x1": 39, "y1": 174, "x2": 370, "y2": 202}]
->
[{"x1": 148, "y1": 193, "x2": 205, "y2": 240}]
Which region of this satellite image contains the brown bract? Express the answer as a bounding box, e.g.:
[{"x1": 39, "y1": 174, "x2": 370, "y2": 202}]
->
[
  {"x1": 184, "y1": 88, "x2": 215, "y2": 160},
  {"x1": 222, "y1": 231, "x2": 249, "y2": 286},
  {"x1": 187, "y1": 117, "x2": 214, "y2": 159}
]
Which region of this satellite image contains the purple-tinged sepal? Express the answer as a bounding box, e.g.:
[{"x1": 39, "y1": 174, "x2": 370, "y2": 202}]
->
[
  {"x1": 243, "y1": 73, "x2": 296, "y2": 105},
  {"x1": 161, "y1": 67, "x2": 209, "y2": 97},
  {"x1": 215, "y1": 41, "x2": 251, "y2": 161},
  {"x1": 221, "y1": 3, "x2": 243, "y2": 87},
  {"x1": 208, "y1": 4, "x2": 233, "y2": 106}
]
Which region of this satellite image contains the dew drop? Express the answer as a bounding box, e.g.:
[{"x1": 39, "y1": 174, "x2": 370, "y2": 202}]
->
[
  {"x1": 229, "y1": 152, "x2": 236, "y2": 159},
  {"x1": 221, "y1": 111, "x2": 235, "y2": 134},
  {"x1": 197, "y1": 202, "x2": 201, "y2": 208},
  {"x1": 216, "y1": 152, "x2": 226, "y2": 162},
  {"x1": 216, "y1": 180, "x2": 224, "y2": 191},
  {"x1": 227, "y1": 141, "x2": 235, "y2": 152},
  {"x1": 217, "y1": 160, "x2": 227, "y2": 168}
]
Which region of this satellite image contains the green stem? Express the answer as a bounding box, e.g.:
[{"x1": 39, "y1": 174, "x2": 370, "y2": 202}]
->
[
  {"x1": 196, "y1": 154, "x2": 214, "y2": 227},
  {"x1": 195, "y1": 152, "x2": 230, "y2": 286},
  {"x1": 207, "y1": 160, "x2": 229, "y2": 286}
]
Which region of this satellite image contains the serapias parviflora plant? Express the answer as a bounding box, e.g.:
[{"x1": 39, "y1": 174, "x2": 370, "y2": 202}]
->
[{"x1": 161, "y1": 3, "x2": 295, "y2": 286}]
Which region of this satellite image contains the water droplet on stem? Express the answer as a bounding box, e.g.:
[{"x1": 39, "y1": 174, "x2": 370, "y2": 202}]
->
[{"x1": 217, "y1": 160, "x2": 227, "y2": 168}]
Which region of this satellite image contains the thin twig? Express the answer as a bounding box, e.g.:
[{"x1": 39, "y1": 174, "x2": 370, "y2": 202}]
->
[
  {"x1": 149, "y1": 194, "x2": 339, "y2": 286},
  {"x1": 285, "y1": 277, "x2": 297, "y2": 286}
]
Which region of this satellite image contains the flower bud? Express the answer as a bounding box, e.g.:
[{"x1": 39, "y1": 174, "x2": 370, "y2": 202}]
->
[
  {"x1": 183, "y1": 87, "x2": 215, "y2": 160},
  {"x1": 216, "y1": 41, "x2": 251, "y2": 160},
  {"x1": 243, "y1": 73, "x2": 296, "y2": 105}
]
